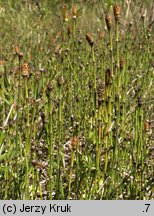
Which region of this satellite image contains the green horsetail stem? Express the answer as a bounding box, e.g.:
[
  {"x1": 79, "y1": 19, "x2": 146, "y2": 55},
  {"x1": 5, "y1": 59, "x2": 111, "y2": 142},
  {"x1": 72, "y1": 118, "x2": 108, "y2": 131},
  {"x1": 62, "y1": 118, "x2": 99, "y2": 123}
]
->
[
  {"x1": 57, "y1": 76, "x2": 64, "y2": 199},
  {"x1": 14, "y1": 54, "x2": 22, "y2": 198},
  {"x1": 47, "y1": 83, "x2": 53, "y2": 199}
]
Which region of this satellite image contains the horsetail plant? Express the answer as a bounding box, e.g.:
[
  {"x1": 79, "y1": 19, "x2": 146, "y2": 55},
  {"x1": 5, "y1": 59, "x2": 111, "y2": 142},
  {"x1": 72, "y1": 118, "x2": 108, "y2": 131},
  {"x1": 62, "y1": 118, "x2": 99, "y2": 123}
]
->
[
  {"x1": 22, "y1": 63, "x2": 30, "y2": 155},
  {"x1": 97, "y1": 80, "x2": 105, "y2": 172},
  {"x1": 56, "y1": 75, "x2": 64, "y2": 199},
  {"x1": 113, "y1": 3, "x2": 121, "y2": 166},
  {"x1": 86, "y1": 33, "x2": 98, "y2": 173},
  {"x1": 104, "y1": 68, "x2": 112, "y2": 175},
  {"x1": 46, "y1": 81, "x2": 53, "y2": 199},
  {"x1": 14, "y1": 51, "x2": 23, "y2": 198}
]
